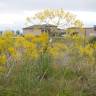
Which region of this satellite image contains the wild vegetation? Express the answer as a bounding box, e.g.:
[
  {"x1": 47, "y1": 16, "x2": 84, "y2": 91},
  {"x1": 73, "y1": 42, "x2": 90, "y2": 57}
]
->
[
  {"x1": 0, "y1": 31, "x2": 96, "y2": 96},
  {"x1": 0, "y1": 9, "x2": 96, "y2": 96}
]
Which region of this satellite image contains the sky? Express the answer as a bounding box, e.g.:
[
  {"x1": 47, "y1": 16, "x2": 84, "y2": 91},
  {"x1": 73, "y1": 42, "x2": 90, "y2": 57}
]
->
[{"x1": 0, "y1": 0, "x2": 96, "y2": 31}]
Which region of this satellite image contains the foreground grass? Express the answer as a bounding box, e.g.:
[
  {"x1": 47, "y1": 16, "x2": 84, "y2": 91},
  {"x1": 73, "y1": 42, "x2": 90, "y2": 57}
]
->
[{"x1": 1, "y1": 51, "x2": 96, "y2": 96}]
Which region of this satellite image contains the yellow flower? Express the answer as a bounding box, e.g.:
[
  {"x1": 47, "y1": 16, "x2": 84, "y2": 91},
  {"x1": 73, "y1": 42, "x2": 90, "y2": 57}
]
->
[
  {"x1": 3, "y1": 31, "x2": 14, "y2": 37},
  {"x1": 0, "y1": 39, "x2": 6, "y2": 52},
  {"x1": 31, "y1": 49, "x2": 39, "y2": 59},
  {"x1": 15, "y1": 37, "x2": 25, "y2": 48},
  {"x1": 23, "y1": 41, "x2": 36, "y2": 51},
  {"x1": 8, "y1": 47, "x2": 16, "y2": 56},
  {"x1": 0, "y1": 55, "x2": 7, "y2": 65},
  {"x1": 32, "y1": 33, "x2": 49, "y2": 44},
  {"x1": 54, "y1": 43, "x2": 68, "y2": 50},
  {"x1": 0, "y1": 66, "x2": 6, "y2": 73},
  {"x1": 39, "y1": 33, "x2": 49, "y2": 43},
  {"x1": 24, "y1": 34, "x2": 34, "y2": 41},
  {"x1": 48, "y1": 43, "x2": 68, "y2": 58},
  {"x1": 49, "y1": 47, "x2": 60, "y2": 58},
  {"x1": 79, "y1": 45, "x2": 94, "y2": 56}
]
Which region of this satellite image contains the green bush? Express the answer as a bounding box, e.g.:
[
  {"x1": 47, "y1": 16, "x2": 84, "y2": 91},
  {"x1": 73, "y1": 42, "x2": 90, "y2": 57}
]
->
[{"x1": 88, "y1": 36, "x2": 96, "y2": 44}]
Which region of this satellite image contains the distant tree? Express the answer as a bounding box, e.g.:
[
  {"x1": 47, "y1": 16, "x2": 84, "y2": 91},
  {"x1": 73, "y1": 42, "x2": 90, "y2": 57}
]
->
[
  {"x1": 27, "y1": 9, "x2": 84, "y2": 36},
  {"x1": 0, "y1": 31, "x2": 2, "y2": 35},
  {"x1": 16, "y1": 30, "x2": 20, "y2": 35}
]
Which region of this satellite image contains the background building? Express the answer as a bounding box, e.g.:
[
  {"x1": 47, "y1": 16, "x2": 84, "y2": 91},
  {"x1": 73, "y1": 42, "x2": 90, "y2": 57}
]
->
[{"x1": 23, "y1": 24, "x2": 65, "y2": 36}]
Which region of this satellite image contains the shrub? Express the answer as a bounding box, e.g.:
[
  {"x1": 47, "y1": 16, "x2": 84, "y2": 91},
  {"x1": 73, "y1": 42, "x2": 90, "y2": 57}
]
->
[
  {"x1": 88, "y1": 36, "x2": 96, "y2": 44},
  {"x1": 0, "y1": 32, "x2": 96, "y2": 96}
]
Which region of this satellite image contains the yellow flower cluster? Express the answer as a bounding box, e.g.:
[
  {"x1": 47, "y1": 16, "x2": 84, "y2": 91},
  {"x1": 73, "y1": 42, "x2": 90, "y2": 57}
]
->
[
  {"x1": 0, "y1": 54, "x2": 6, "y2": 73},
  {"x1": 0, "y1": 31, "x2": 96, "y2": 73},
  {"x1": 0, "y1": 54, "x2": 7, "y2": 65},
  {"x1": 48, "y1": 43, "x2": 68, "y2": 58},
  {"x1": 0, "y1": 39, "x2": 6, "y2": 52},
  {"x1": 79, "y1": 44, "x2": 94, "y2": 56}
]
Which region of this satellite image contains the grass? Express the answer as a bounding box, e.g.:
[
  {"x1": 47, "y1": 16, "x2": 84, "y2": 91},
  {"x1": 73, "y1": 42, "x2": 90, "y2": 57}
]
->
[{"x1": 0, "y1": 35, "x2": 96, "y2": 96}]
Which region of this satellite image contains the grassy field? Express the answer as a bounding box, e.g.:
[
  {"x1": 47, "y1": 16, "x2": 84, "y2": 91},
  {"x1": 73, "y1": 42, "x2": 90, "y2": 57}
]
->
[{"x1": 0, "y1": 32, "x2": 96, "y2": 96}]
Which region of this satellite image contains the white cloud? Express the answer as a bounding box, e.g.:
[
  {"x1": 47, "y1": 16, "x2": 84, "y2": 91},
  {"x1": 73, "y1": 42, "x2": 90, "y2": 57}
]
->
[
  {"x1": 71, "y1": 11, "x2": 96, "y2": 27},
  {"x1": 0, "y1": 0, "x2": 96, "y2": 30},
  {"x1": 0, "y1": 9, "x2": 96, "y2": 30},
  {"x1": 23, "y1": 10, "x2": 39, "y2": 17}
]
